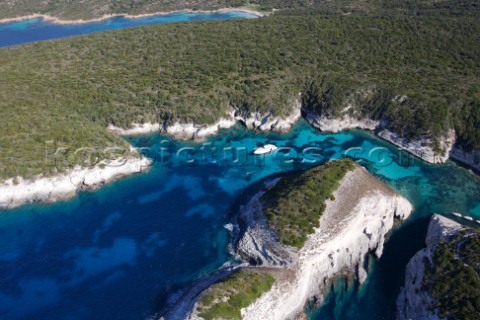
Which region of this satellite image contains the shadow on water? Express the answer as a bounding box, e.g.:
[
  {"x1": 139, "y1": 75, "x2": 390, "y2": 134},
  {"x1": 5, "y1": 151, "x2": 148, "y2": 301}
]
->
[{"x1": 312, "y1": 214, "x2": 432, "y2": 320}]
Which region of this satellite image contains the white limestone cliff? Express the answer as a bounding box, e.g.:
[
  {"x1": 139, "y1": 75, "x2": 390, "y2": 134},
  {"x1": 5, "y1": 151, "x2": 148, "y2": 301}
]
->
[
  {"x1": 235, "y1": 99, "x2": 302, "y2": 133},
  {"x1": 108, "y1": 97, "x2": 302, "y2": 141},
  {"x1": 304, "y1": 111, "x2": 382, "y2": 133},
  {"x1": 235, "y1": 186, "x2": 298, "y2": 268},
  {"x1": 396, "y1": 214, "x2": 464, "y2": 320},
  {"x1": 378, "y1": 129, "x2": 456, "y2": 164},
  {"x1": 162, "y1": 100, "x2": 302, "y2": 141},
  {"x1": 240, "y1": 167, "x2": 412, "y2": 320},
  {"x1": 163, "y1": 112, "x2": 237, "y2": 140}
]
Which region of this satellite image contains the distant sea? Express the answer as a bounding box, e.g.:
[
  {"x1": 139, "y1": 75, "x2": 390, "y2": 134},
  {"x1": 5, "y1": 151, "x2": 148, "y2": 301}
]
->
[
  {"x1": 0, "y1": 11, "x2": 257, "y2": 48},
  {"x1": 1, "y1": 120, "x2": 479, "y2": 319}
]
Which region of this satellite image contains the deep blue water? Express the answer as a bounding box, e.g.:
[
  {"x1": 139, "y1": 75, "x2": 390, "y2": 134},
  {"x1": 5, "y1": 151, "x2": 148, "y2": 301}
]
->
[
  {"x1": 1, "y1": 121, "x2": 479, "y2": 320},
  {"x1": 0, "y1": 11, "x2": 257, "y2": 48}
]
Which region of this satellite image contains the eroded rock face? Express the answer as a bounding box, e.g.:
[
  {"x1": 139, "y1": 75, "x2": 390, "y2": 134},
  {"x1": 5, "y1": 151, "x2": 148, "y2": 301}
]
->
[
  {"x1": 235, "y1": 189, "x2": 298, "y2": 267},
  {"x1": 160, "y1": 98, "x2": 302, "y2": 141},
  {"x1": 396, "y1": 215, "x2": 464, "y2": 320},
  {"x1": 238, "y1": 167, "x2": 412, "y2": 320},
  {"x1": 304, "y1": 111, "x2": 381, "y2": 133}
]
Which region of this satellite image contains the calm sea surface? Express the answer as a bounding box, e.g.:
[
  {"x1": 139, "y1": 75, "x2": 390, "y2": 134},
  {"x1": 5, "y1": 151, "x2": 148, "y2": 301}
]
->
[
  {"x1": 1, "y1": 121, "x2": 479, "y2": 319},
  {"x1": 0, "y1": 11, "x2": 478, "y2": 320}
]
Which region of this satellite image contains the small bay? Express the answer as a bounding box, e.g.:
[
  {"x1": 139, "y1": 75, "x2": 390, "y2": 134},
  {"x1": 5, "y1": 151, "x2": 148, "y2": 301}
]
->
[
  {"x1": 0, "y1": 120, "x2": 479, "y2": 319},
  {"x1": 0, "y1": 11, "x2": 257, "y2": 48}
]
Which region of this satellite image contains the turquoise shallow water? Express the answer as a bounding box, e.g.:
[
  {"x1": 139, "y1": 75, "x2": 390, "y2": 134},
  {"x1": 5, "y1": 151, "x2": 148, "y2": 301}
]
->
[
  {"x1": 1, "y1": 120, "x2": 480, "y2": 319},
  {"x1": 1, "y1": 9, "x2": 477, "y2": 319},
  {"x1": 0, "y1": 11, "x2": 257, "y2": 48}
]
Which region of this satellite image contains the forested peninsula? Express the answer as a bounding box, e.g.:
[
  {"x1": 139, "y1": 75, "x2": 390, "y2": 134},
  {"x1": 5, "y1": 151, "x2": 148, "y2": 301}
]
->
[
  {"x1": 0, "y1": 0, "x2": 479, "y2": 201},
  {"x1": 179, "y1": 160, "x2": 412, "y2": 320}
]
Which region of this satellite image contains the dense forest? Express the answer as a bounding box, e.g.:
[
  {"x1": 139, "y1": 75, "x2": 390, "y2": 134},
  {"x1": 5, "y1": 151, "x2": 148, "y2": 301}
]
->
[{"x1": 0, "y1": 1, "x2": 479, "y2": 179}]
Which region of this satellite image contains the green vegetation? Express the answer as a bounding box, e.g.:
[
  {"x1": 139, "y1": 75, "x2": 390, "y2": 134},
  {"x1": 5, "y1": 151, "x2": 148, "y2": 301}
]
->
[
  {"x1": 262, "y1": 159, "x2": 355, "y2": 248},
  {"x1": 0, "y1": 1, "x2": 479, "y2": 180},
  {"x1": 454, "y1": 99, "x2": 480, "y2": 152},
  {"x1": 197, "y1": 269, "x2": 275, "y2": 320},
  {"x1": 423, "y1": 229, "x2": 480, "y2": 319}
]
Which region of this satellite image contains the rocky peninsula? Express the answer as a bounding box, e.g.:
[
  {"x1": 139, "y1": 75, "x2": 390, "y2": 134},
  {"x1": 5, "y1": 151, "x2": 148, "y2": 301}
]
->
[
  {"x1": 182, "y1": 160, "x2": 413, "y2": 320},
  {"x1": 0, "y1": 153, "x2": 151, "y2": 210}
]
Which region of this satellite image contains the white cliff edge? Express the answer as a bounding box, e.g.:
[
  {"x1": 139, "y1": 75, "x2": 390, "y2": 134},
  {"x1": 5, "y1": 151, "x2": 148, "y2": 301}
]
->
[
  {"x1": 305, "y1": 109, "x2": 456, "y2": 164},
  {"x1": 240, "y1": 167, "x2": 412, "y2": 320},
  {"x1": 378, "y1": 129, "x2": 456, "y2": 164},
  {"x1": 0, "y1": 155, "x2": 151, "y2": 210},
  {"x1": 190, "y1": 166, "x2": 413, "y2": 320},
  {"x1": 107, "y1": 123, "x2": 161, "y2": 135},
  {"x1": 108, "y1": 98, "x2": 302, "y2": 141},
  {"x1": 163, "y1": 112, "x2": 237, "y2": 140},
  {"x1": 235, "y1": 98, "x2": 302, "y2": 133},
  {"x1": 450, "y1": 147, "x2": 480, "y2": 172},
  {"x1": 163, "y1": 103, "x2": 302, "y2": 141},
  {"x1": 107, "y1": 99, "x2": 463, "y2": 167},
  {"x1": 305, "y1": 111, "x2": 381, "y2": 133},
  {"x1": 396, "y1": 214, "x2": 464, "y2": 320}
]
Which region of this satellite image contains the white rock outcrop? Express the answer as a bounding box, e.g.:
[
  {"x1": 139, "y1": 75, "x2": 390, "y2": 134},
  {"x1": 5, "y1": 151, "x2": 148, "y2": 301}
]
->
[
  {"x1": 0, "y1": 156, "x2": 151, "y2": 210},
  {"x1": 185, "y1": 166, "x2": 412, "y2": 320},
  {"x1": 235, "y1": 99, "x2": 302, "y2": 133},
  {"x1": 235, "y1": 188, "x2": 298, "y2": 267},
  {"x1": 304, "y1": 109, "x2": 457, "y2": 165},
  {"x1": 450, "y1": 147, "x2": 480, "y2": 172},
  {"x1": 110, "y1": 99, "x2": 302, "y2": 141},
  {"x1": 305, "y1": 111, "x2": 382, "y2": 133},
  {"x1": 164, "y1": 113, "x2": 237, "y2": 140},
  {"x1": 107, "y1": 123, "x2": 161, "y2": 135},
  {"x1": 396, "y1": 214, "x2": 464, "y2": 320},
  {"x1": 239, "y1": 167, "x2": 412, "y2": 320},
  {"x1": 378, "y1": 129, "x2": 456, "y2": 164}
]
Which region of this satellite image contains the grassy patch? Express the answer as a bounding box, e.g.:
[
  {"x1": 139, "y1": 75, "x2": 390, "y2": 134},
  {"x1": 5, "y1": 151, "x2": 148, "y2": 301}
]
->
[
  {"x1": 262, "y1": 159, "x2": 355, "y2": 248},
  {"x1": 197, "y1": 269, "x2": 275, "y2": 320}
]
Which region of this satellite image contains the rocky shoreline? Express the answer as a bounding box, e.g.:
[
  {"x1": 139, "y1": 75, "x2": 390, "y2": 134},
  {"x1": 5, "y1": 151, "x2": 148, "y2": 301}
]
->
[
  {"x1": 305, "y1": 111, "x2": 456, "y2": 164},
  {"x1": 396, "y1": 214, "x2": 465, "y2": 320},
  {"x1": 108, "y1": 100, "x2": 302, "y2": 141},
  {"x1": 0, "y1": 155, "x2": 151, "y2": 210},
  {"x1": 110, "y1": 104, "x2": 466, "y2": 167},
  {"x1": 378, "y1": 129, "x2": 455, "y2": 164},
  {"x1": 185, "y1": 165, "x2": 412, "y2": 320},
  {"x1": 2, "y1": 102, "x2": 477, "y2": 211}
]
